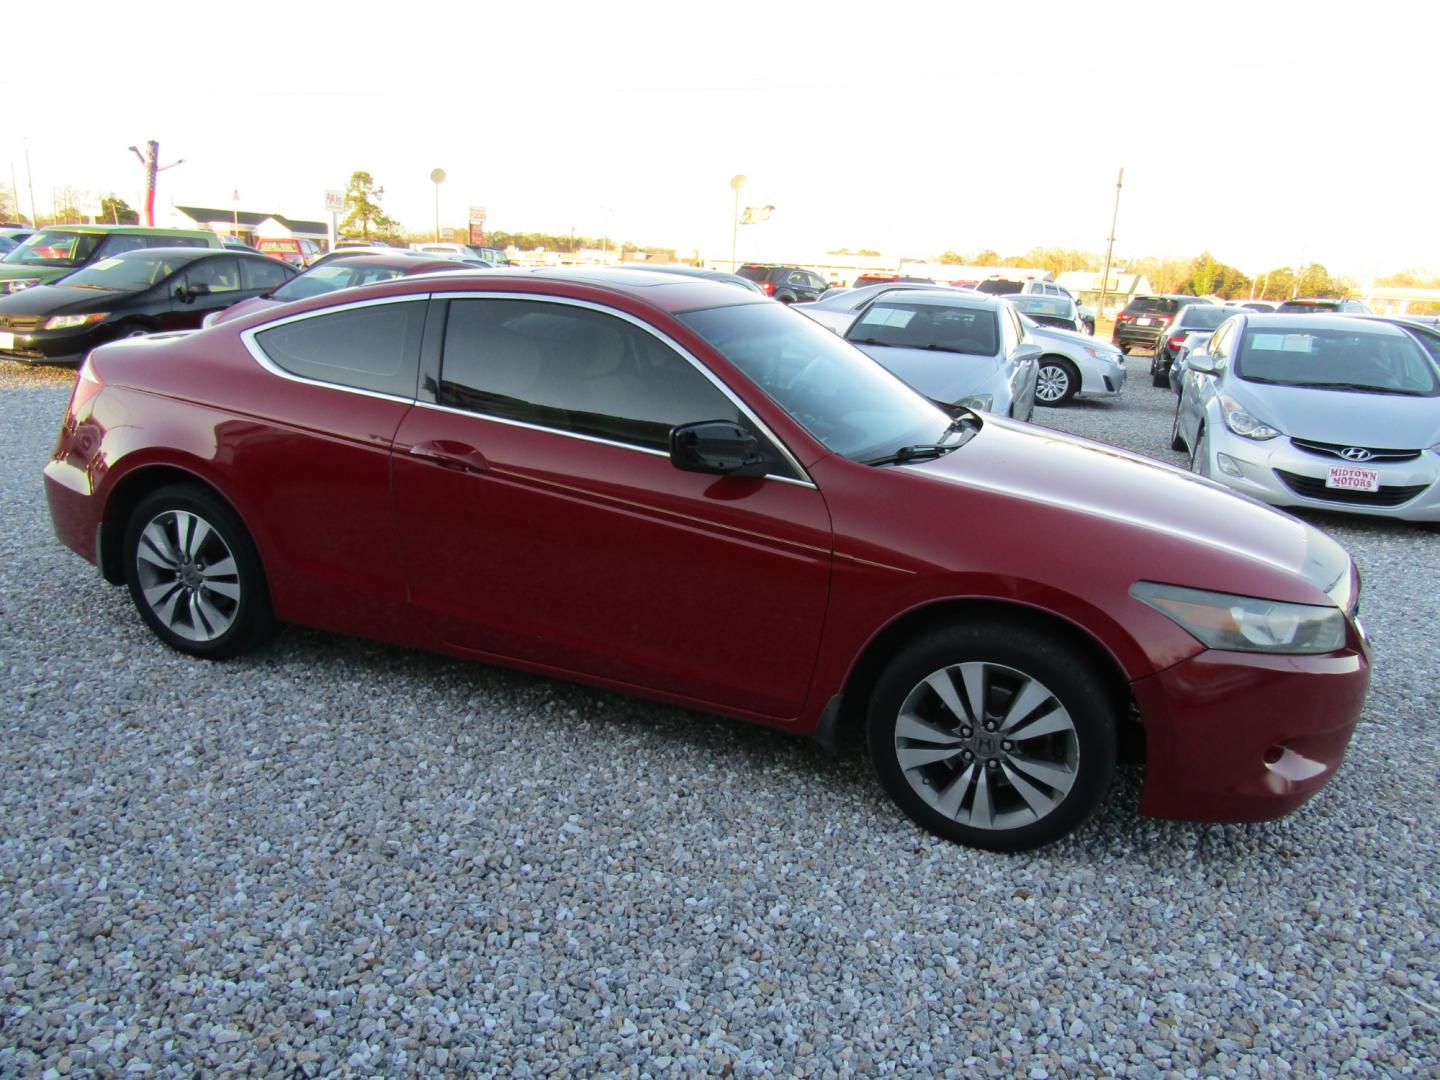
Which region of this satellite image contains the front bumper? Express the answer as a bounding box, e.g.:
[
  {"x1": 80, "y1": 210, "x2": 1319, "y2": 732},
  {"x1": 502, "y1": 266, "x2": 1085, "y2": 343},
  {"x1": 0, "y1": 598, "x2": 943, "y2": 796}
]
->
[
  {"x1": 1078, "y1": 354, "x2": 1127, "y2": 397},
  {"x1": 1198, "y1": 428, "x2": 1440, "y2": 521},
  {"x1": 1133, "y1": 637, "x2": 1369, "y2": 823},
  {"x1": 0, "y1": 323, "x2": 100, "y2": 365}
]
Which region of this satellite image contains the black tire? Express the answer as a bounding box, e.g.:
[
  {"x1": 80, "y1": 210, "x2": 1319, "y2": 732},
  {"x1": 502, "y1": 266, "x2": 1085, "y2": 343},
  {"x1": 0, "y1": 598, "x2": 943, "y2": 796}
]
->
[
  {"x1": 1190, "y1": 423, "x2": 1209, "y2": 476},
  {"x1": 1035, "y1": 356, "x2": 1079, "y2": 406},
  {"x1": 1119, "y1": 344, "x2": 1131, "y2": 355},
  {"x1": 123, "y1": 483, "x2": 277, "y2": 659},
  {"x1": 1170, "y1": 398, "x2": 1188, "y2": 451},
  {"x1": 1151, "y1": 352, "x2": 1170, "y2": 388},
  {"x1": 866, "y1": 622, "x2": 1117, "y2": 852}
]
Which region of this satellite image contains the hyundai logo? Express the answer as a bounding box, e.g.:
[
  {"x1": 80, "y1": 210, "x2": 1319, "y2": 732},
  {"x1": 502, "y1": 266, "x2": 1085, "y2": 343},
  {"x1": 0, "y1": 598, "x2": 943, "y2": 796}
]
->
[{"x1": 1339, "y1": 447, "x2": 1373, "y2": 462}]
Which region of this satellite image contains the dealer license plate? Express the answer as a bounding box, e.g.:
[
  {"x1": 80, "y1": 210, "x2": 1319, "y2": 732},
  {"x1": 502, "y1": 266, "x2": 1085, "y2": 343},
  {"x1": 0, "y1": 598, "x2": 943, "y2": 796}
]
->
[
  {"x1": 0, "y1": 332, "x2": 13, "y2": 350},
  {"x1": 1327, "y1": 465, "x2": 1380, "y2": 492},
  {"x1": 1138, "y1": 317, "x2": 1155, "y2": 326}
]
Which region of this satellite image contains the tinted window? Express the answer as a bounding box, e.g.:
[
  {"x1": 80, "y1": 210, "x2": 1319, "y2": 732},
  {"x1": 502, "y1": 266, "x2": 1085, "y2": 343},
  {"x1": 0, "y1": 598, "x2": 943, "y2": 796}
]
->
[
  {"x1": 254, "y1": 300, "x2": 427, "y2": 397},
  {"x1": 736, "y1": 266, "x2": 768, "y2": 282},
  {"x1": 241, "y1": 256, "x2": 292, "y2": 291},
  {"x1": 848, "y1": 301, "x2": 999, "y2": 356},
  {"x1": 99, "y1": 234, "x2": 148, "y2": 256},
  {"x1": 1126, "y1": 297, "x2": 1179, "y2": 315},
  {"x1": 146, "y1": 234, "x2": 210, "y2": 249},
  {"x1": 437, "y1": 299, "x2": 779, "y2": 461},
  {"x1": 184, "y1": 257, "x2": 241, "y2": 293},
  {"x1": 1208, "y1": 321, "x2": 1238, "y2": 363},
  {"x1": 975, "y1": 280, "x2": 1024, "y2": 295},
  {"x1": 1178, "y1": 306, "x2": 1232, "y2": 330}
]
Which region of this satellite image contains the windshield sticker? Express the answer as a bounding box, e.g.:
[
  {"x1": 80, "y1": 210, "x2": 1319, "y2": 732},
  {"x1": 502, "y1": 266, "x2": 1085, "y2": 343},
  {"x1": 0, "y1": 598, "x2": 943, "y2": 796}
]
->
[
  {"x1": 864, "y1": 308, "x2": 917, "y2": 329},
  {"x1": 1250, "y1": 333, "x2": 1315, "y2": 353},
  {"x1": 89, "y1": 258, "x2": 125, "y2": 272}
]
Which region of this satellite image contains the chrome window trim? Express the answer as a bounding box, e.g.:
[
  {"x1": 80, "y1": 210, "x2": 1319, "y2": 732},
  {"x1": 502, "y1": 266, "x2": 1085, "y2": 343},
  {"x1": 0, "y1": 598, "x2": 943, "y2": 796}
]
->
[
  {"x1": 411, "y1": 398, "x2": 816, "y2": 488},
  {"x1": 427, "y1": 290, "x2": 814, "y2": 485},
  {"x1": 239, "y1": 294, "x2": 430, "y2": 406}
]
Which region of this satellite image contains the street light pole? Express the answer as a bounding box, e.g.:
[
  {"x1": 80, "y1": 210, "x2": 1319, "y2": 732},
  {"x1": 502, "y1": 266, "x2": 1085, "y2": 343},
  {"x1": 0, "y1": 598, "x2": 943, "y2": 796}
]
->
[
  {"x1": 1096, "y1": 167, "x2": 1124, "y2": 324},
  {"x1": 430, "y1": 168, "x2": 446, "y2": 243},
  {"x1": 730, "y1": 174, "x2": 747, "y2": 272}
]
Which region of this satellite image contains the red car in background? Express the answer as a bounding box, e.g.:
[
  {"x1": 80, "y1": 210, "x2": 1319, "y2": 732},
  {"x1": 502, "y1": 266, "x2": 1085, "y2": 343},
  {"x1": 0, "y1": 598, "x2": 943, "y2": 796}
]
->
[
  {"x1": 44, "y1": 269, "x2": 1370, "y2": 851},
  {"x1": 256, "y1": 237, "x2": 324, "y2": 268}
]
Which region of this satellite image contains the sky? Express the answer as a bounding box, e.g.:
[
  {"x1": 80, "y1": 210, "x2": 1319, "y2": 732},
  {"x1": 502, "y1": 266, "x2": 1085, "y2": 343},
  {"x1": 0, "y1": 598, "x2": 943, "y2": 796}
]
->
[{"x1": 6, "y1": 1, "x2": 1436, "y2": 282}]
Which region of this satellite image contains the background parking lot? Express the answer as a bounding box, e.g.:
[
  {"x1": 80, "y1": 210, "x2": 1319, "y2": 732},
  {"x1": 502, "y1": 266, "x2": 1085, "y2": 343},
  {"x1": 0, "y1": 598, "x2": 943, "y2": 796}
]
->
[{"x1": 1, "y1": 359, "x2": 1437, "y2": 1076}]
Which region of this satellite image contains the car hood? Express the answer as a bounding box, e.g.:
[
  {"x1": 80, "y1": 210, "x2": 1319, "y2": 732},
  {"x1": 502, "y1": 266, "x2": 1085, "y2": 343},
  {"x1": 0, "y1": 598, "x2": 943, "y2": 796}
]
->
[
  {"x1": 909, "y1": 417, "x2": 1352, "y2": 599},
  {"x1": 0, "y1": 283, "x2": 119, "y2": 316},
  {"x1": 855, "y1": 343, "x2": 1006, "y2": 403},
  {"x1": 1229, "y1": 379, "x2": 1440, "y2": 450}
]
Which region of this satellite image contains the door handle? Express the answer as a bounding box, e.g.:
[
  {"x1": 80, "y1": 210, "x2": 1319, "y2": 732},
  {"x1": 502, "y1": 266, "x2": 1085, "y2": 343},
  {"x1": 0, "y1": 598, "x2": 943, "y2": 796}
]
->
[{"x1": 408, "y1": 440, "x2": 489, "y2": 474}]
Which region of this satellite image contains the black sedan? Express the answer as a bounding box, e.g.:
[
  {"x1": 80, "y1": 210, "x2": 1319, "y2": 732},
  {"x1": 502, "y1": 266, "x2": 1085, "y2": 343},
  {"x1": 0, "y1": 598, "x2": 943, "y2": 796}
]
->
[{"x1": 0, "y1": 247, "x2": 296, "y2": 365}]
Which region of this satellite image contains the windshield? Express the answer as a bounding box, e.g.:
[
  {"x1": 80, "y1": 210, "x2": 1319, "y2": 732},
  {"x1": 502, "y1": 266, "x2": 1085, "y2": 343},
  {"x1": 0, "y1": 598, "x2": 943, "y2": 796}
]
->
[
  {"x1": 846, "y1": 301, "x2": 999, "y2": 356},
  {"x1": 1010, "y1": 296, "x2": 1072, "y2": 318},
  {"x1": 1179, "y1": 306, "x2": 1232, "y2": 329},
  {"x1": 1126, "y1": 297, "x2": 1178, "y2": 315},
  {"x1": 272, "y1": 262, "x2": 409, "y2": 301},
  {"x1": 678, "y1": 301, "x2": 954, "y2": 462},
  {"x1": 1236, "y1": 326, "x2": 1440, "y2": 396},
  {"x1": 2, "y1": 229, "x2": 104, "y2": 268},
  {"x1": 1277, "y1": 300, "x2": 1341, "y2": 312},
  {"x1": 975, "y1": 279, "x2": 1023, "y2": 295},
  {"x1": 59, "y1": 251, "x2": 188, "y2": 291}
]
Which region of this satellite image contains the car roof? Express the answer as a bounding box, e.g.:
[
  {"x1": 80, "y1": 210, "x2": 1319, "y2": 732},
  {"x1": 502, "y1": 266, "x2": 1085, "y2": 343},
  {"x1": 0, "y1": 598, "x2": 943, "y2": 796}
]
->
[
  {"x1": 28, "y1": 224, "x2": 210, "y2": 236},
  {"x1": 1239, "y1": 313, "x2": 1410, "y2": 336},
  {"x1": 304, "y1": 253, "x2": 472, "y2": 272},
  {"x1": 865, "y1": 288, "x2": 1004, "y2": 311}
]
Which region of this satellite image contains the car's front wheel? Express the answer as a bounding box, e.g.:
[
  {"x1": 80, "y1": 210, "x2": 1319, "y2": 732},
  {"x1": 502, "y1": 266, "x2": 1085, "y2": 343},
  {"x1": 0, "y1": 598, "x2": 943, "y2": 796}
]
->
[
  {"x1": 867, "y1": 622, "x2": 1117, "y2": 852},
  {"x1": 1190, "y1": 422, "x2": 1210, "y2": 478},
  {"x1": 1035, "y1": 356, "x2": 1079, "y2": 406},
  {"x1": 1151, "y1": 352, "x2": 1170, "y2": 388},
  {"x1": 1170, "y1": 397, "x2": 1188, "y2": 451},
  {"x1": 123, "y1": 484, "x2": 277, "y2": 659}
]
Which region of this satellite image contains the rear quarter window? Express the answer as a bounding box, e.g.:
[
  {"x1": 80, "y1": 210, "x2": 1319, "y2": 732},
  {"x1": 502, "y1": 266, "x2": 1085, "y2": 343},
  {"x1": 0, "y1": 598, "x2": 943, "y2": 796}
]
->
[{"x1": 251, "y1": 299, "x2": 427, "y2": 398}]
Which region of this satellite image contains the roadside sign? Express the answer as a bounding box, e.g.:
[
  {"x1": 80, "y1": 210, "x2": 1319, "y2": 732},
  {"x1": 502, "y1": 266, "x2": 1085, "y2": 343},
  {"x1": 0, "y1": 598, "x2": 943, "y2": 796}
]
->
[
  {"x1": 468, "y1": 205, "x2": 486, "y2": 225},
  {"x1": 325, "y1": 189, "x2": 344, "y2": 214}
]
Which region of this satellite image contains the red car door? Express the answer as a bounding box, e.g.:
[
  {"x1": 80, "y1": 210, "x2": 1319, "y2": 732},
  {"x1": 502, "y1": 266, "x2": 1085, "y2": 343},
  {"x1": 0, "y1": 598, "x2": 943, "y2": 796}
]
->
[{"x1": 391, "y1": 295, "x2": 833, "y2": 718}]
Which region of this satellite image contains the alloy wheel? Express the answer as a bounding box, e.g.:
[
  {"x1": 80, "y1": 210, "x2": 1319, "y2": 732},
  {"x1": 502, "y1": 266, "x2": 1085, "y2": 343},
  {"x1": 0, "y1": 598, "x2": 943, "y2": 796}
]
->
[{"x1": 133, "y1": 509, "x2": 242, "y2": 642}]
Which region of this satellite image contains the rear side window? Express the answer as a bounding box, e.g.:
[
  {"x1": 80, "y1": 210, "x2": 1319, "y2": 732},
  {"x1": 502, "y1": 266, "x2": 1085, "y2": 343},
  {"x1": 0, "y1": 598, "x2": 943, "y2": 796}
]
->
[
  {"x1": 147, "y1": 235, "x2": 211, "y2": 249},
  {"x1": 1179, "y1": 306, "x2": 1232, "y2": 329},
  {"x1": 435, "y1": 298, "x2": 770, "y2": 457},
  {"x1": 99, "y1": 234, "x2": 148, "y2": 257},
  {"x1": 253, "y1": 300, "x2": 427, "y2": 397}
]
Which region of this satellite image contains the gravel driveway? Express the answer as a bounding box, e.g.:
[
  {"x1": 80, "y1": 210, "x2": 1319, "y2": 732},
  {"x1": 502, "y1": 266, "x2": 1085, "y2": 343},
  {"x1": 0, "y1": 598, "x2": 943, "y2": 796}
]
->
[{"x1": 1, "y1": 357, "x2": 1437, "y2": 1077}]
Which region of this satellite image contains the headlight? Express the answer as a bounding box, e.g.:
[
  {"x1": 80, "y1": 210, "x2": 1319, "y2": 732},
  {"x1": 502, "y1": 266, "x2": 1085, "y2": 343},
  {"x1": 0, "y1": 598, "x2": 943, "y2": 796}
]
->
[
  {"x1": 43, "y1": 313, "x2": 110, "y2": 330},
  {"x1": 1082, "y1": 345, "x2": 1121, "y2": 363},
  {"x1": 1219, "y1": 395, "x2": 1282, "y2": 440},
  {"x1": 1131, "y1": 582, "x2": 1346, "y2": 654},
  {"x1": 955, "y1": 394, "x2": 993, "y2": 412},
  {"x1": 3, "y1": 278, "x2": 42, "y2": 293}
]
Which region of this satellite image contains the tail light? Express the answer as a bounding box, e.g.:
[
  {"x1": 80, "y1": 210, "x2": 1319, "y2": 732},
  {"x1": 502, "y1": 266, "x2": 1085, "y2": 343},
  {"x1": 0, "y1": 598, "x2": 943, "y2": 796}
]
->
[
  {"x1": 761, "y1": 281, "x2": 776, "y2": 296},
  {"x1": 1168, "y1": 334, "x2": 1187, "y2": 351},
  {"x1": 1115, "y1": 312, "x2": 1133, "y2": 323}
]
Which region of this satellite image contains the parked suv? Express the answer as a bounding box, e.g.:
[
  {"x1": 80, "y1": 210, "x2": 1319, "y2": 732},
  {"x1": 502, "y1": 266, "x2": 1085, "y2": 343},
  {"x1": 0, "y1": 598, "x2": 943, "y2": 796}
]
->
[
  {"x1": 1276, "y1": 297, "x2": 1371, "y2": 314},
  {"x1": 0, "y1": 224, "x2": 223, "y2": 294},
  {"x1": 1112, "y1": 294, "x2": 1211, "y2": 353},
  {"x1": 256, "y1": 237, "x2": 325, "y2": 268},
  {"x1": 735, "y1": 264, "x2": 829, "y2": 303}
]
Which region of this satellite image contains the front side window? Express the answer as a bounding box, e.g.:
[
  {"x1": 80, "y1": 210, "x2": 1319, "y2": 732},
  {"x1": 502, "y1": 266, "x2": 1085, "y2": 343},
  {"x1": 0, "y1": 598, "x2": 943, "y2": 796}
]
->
[
  {"x1": 184, "y1": 257, "x2": 242, "y2": 293},
  {"x1": 146, "y1": 235, "x2": 211, "y2": 249},
  {"x1": 241, "y1": 257, "x2": 292, "y2": 290},
  {"x1": 436, "y1": 299, "x2": 791, "y2": 470},
  {"x1": 253, "y1": 300, "x2": 427, "y2": 397}
]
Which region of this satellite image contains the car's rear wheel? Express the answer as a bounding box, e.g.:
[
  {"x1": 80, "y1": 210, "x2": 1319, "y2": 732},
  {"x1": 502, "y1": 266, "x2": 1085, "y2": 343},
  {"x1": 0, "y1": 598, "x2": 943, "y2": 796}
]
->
[
  {"x1": 1151, "y1": 352, "x2": 1170, "y2": 388},
  {"x1": 123, "y1": 484, "x2": 276, "y2": 659},
  {"x1": 866, "y1": 622, "x2": 1117, "y2": 852},
  {"x1": 1119, "y1": 344, "x2": 1131, "y2": 355},
  {"x1": 1035, "y1": 357, "x2": 1079, "y2": 406}
]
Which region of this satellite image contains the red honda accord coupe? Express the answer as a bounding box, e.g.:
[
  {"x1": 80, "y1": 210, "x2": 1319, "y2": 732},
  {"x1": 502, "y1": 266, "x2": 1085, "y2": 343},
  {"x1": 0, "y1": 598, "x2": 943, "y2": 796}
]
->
[{"x1": 43, "y1": 269, "x2": 1371, "y2": 850}]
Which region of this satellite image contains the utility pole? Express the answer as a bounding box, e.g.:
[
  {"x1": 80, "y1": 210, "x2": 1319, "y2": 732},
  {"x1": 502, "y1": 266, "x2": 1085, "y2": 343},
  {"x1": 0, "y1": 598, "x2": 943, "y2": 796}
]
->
[
  {"x1": 1096, "y1": 168, "x2": 1123, "y2": 325},
  {"x1": 730, "y1": 174, "x2": 747, "y2": 272},
  {"x1": 24, "y1": 140, "x2": 38, "y2": 228}
]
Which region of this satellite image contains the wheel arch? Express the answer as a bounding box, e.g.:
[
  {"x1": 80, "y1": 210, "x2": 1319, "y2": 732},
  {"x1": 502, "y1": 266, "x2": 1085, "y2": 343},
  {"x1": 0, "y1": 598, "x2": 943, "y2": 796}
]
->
[
  {"x1": 829, "y1": 597, "x2": 1140, "y2": 759},
  {"x1": 98, "y1": 464, "x2": 253, "y2": 586}
]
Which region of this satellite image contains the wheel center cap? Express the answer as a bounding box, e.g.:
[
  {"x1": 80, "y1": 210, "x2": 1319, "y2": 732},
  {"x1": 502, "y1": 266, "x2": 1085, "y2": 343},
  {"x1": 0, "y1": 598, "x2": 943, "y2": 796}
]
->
[
  {"x1": 974, "y1": 733, "x2": 1000, "y2": 758},
  {"x1": 181, "y1": 565, "x2": 203, "y2": 588}
]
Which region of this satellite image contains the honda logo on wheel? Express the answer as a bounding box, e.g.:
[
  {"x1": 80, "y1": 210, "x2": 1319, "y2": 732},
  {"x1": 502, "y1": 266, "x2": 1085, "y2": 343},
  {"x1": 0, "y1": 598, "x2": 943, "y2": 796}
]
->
[{"x1": 1339, "y1": 447, "x2": 1373, "y2": 462}]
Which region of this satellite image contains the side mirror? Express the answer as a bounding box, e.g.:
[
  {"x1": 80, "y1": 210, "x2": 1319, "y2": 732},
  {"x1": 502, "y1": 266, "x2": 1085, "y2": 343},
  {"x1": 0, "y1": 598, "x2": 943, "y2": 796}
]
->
[
  {"x1": 670, "y1": 420, "x2": 767, "y2": 477},
  {"x1": 1012, "y1": 342, "x2": 1043, "y2": 365},
  {"x1": 1186, "y1": 351, "x2": 1217, "y2": 375}
]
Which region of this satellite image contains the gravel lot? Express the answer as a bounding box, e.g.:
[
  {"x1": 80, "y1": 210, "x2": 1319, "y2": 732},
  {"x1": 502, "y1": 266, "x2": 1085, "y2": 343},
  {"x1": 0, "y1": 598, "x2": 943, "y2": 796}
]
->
[{"x1": 1, "y1": 355, "x2": 1437, "y2": 1077}]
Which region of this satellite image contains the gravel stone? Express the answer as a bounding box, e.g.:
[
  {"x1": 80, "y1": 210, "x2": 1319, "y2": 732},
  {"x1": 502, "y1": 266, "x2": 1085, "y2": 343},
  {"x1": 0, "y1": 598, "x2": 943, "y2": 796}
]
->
[{"x1": 0, "y1": 356, "x2": 1437, "y2": 1076}]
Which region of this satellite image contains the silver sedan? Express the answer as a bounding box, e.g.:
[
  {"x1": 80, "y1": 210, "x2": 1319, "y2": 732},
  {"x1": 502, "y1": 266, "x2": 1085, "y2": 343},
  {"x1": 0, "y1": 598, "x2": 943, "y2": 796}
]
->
[
  {"x1": 1017, "y1": 316, "x2": 1127, "y2": 406},
  {"x1": 841, "y1": 290, "x2": 1041, "y2": 420},
  {"x1": 1172, "y1": 313, "x2": 1440, "y2": 521}
]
